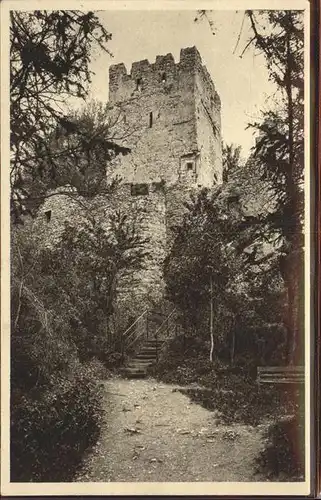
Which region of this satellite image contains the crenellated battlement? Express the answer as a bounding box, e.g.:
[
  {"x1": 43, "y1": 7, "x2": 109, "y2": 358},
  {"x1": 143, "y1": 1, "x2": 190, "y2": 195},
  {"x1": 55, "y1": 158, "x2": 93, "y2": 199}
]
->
[
  {"x1": 109, "y1": 47, "x2": 199, "y2": 81},
  {"x1": 109, "y1": 46, "x2": 217, "y2": 104},
  {"x1": 108, "y1": 44, "x2": 222, "y2": 189}
]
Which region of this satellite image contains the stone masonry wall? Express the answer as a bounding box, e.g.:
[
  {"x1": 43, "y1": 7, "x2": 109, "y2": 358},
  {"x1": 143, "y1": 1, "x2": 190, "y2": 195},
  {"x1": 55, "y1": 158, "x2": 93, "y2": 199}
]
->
[
  {"x1": 194, "y1": 64, "x2": 222, "y2": 186},
  {"x1": 109, "y1": 48, "x2": 198, "y2": 187},
  {"x1": 33, "y1": 184, "x2": 166, "y2": 329},
  {"x1": 101, "y1": 184, "x2": 167, "y2": 321},
  {"x1": 107, "y1": 46, "x2": 223, "y2": 318},
  {"x1": 34, "y1": 187, "x2": 86, "y2": 247}
]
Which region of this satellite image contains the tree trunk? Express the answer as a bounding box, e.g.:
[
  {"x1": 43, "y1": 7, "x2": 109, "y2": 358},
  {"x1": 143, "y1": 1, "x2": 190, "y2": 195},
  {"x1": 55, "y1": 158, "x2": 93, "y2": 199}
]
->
[
  {"x1": 284, "y1": 11, "x2": 301, "y2": 365},
  {"x1": 231, "y1": 329, "x2": 235, "y2": 365},
  {"x1": 282, "y1": 248, "x2": 301, "y2": 365},
  {"x1": 209, "y1": 274, "x2": 214, "y2": 362},
  {"x1": 246, "y1": 11, "x2": 303, "y2": 366},
  {"x1": 286, "y1": 251, "x2": 301, "y2": 365},
  {"x1": 289, "y1": 277, "x2": 300, "y2": 364}
]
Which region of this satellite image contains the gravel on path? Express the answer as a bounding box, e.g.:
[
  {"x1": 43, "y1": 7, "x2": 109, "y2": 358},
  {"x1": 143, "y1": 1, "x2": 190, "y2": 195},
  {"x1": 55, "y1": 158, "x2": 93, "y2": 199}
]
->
[{"x1": 74, "y1": 377, "x2": 265, "y2": 482}]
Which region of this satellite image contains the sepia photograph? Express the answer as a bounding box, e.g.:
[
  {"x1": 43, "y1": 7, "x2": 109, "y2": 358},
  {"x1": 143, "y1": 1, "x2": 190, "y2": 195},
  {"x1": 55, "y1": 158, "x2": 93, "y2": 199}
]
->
[{"x1": 1, "y1": 0, "x2": 312, "y2": 496}]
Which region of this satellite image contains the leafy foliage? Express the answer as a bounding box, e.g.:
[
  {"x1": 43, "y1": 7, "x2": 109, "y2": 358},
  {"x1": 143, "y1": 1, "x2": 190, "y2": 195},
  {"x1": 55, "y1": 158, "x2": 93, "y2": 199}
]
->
[
  {"x1": 256, "y1": 411, "x2": 305, "y2": 480},
  {"x1": 10, "y1": 11, "x2": 113, "y2": 218},
  {"x1": 11, "y1": 225, "x2": 76, "y2": 391},
  {"x1": 12, "y1": 206, "x2": 148, "y2": 365},
  {"x1": 164, "y1": 153, "x2": 285, "y2": 365},
  {"x1": 244, "y1": 11, "x2": 305, "y2": 363},
  {"x1": 11, "y1": 227, "x2": 106, "y2": 482},
  {"x1": 23, "y1": 100, "x2": 130, "y2": 214},
  {"x1": 9, "y1": 10, "x2": 149, "y2": 483},
  {"x1": 195, "y1": 10, "x2": 305, "y2": 363},
  {"x1": 46, "y1": 217, "x2": 147, "y2": 361},
  {"x1": 11, "y1": 363, "x2": 104, "y2": 482},
  {"x1": 222, "y1": 143, "x2": 242, "y2": 182},
  {"x1": 11, "y1": 200, "x2": 147, "y2": 480}
]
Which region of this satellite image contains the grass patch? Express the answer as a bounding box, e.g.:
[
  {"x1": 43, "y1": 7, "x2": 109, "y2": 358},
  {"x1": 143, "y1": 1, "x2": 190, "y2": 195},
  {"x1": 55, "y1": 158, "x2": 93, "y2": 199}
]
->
[
  {"x1": 179, "y1": 383, "x2": 301, "y2": 427},
  {"x1": 149, "y1": 335, "x2": 303, "y2": 427}
]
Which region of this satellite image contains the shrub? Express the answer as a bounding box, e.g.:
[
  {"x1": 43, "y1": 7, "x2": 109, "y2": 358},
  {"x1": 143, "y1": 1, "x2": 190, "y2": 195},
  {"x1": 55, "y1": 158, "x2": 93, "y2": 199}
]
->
[
  {"x1": 181, "y1": 380, "x2": 280, "y2": 426},
  {"x1": 151, "y1": 335, "x2": 303, "y2": 427},
  {"x1": 10, "y1": 226, "x2": 110, "y2": 482},
  {"x1": 82, "y1": 358, "x2": 111, "y2": 379},
  {"x1": 148, "y1": 335, "x2": 216, "y2": 384},
  {"x1": 256, "y1": 412, "x2": 305, "y2": 480},
  {"x1": 10, "y1": 365, "x2": 104, "y2": 482},
  {"x1": 104, "y1": 351, "x2": 126, "y2": 369}
]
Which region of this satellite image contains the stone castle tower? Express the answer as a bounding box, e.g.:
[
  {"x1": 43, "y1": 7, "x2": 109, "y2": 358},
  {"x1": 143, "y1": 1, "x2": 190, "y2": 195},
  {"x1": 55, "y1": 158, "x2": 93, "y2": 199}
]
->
[
  {"x1": 109, "y1": 46, "x2": 222, "y2": 234},
  {"x1": 36, "y1": 47, "x2": 222, "y2": 323},
  {"x1": 106, "y1": 46, "x2": 223, "y2": 316}
]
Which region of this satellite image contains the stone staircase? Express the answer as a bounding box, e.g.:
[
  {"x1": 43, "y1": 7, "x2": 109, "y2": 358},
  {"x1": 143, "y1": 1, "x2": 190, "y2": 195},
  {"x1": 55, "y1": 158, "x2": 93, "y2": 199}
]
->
[{"x1": 122, "y1": 338, "x2": 165, "y2": 378}]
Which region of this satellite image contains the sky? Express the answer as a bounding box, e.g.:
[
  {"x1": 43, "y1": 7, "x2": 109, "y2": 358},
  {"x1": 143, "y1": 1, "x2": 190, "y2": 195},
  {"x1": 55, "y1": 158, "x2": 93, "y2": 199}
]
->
[{"x1": 86, "y1": 10, "x2": 276, "y2": 157}]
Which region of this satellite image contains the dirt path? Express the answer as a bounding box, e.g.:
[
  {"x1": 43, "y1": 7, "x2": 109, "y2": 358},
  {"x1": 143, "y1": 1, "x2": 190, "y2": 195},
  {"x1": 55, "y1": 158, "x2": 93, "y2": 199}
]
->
[{"x1": 75, "y1": 377, "x2": 265, "y2": 482}]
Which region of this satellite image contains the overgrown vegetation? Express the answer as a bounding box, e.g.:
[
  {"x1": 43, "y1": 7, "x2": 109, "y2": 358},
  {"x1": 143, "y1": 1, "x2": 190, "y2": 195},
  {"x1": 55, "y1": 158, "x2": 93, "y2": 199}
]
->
[
  {"x1": 152, "y1": 9, "x2": 305, "y2": 481},
  {"x1": 11, "y1": 155, "x2": 146, "y2": 481},
  {"x1": 149, "y1": 335, "x2": 301, "y2": 427},
  {"x1": 9, "y1": 8, "x2": 305, "y2": 483},
  {"x1": 11, "y1": 361, "x2": 105, "y2": 482},
  {"x1": 244, "y1": 10, "x2": 305, "y2": 366},
  {"x1": 9, "y1": 10, "x2": 145, "y2": 482},
  {"x1": 11, "y1": 241, "x2": 106, "y2": 482},
  {"x1": 256, "y1": 412, "x2": 305, "y2": 480},
  {"x1": 10, "y1": 11, "x2": 112, "y2": 220},
  {"x1": 164, "y1": 158, "x2": 287, "y2": 368}
]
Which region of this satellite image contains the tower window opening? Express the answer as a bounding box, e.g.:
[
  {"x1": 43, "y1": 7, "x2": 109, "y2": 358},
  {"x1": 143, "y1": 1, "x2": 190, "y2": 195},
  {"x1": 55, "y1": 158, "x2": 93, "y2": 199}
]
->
[
  {"x1": 161, "y1": 72, "x2": 166, "y2": 83},
  {"x1": 131, "y1": 183, "x2": 149, "y2": 196},
  {"x1": 227, "y1": 194, "x2": 240, "y2": 204},
  {"x1": 149, "y1": 112, "x2": 153, "y2": 128},
  {"x1": 45, "y1": 210, "x2": 52, "y2": 222},
  {"x1": 136, "y1": 78, "x2": 142, "y2": 91},
  {"x1": 186, "y1": 161, "x2": 194, "y2": 171}
]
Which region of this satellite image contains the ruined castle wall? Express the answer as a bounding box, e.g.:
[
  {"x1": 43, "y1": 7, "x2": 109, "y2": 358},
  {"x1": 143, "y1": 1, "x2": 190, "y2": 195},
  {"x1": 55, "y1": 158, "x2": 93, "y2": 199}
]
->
[
  {"x1": 163, "y1": 53, "x2": 223, "y2": 242},
  {"x1": 33, "y1": 184, "x2": 166, "y2": 329},
  {"x1": 34, "y1": 46, "x2": 223, "y2": 332},
  {"x1": 100, "y1": 184, "x2": 167, "y2": 321},
  {"x1": 33, "y1": 188, "x2": 86, "y2": 247}
]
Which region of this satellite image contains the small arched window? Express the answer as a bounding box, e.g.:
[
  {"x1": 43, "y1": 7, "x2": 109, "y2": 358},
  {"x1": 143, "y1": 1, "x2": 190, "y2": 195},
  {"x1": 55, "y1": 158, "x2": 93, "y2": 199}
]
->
[
  {"x1": 136, "y1": 78, "x2": 142, "y2": 91},
  {"x1": 45, "y1": 210, "x2": 52, "y2": 222},
  {"x1": 131, "y1": 183, "x2": 149, "y2": 196},
  {"x1": 161, "y1": 72, "x2": 166, "y2": 83}
]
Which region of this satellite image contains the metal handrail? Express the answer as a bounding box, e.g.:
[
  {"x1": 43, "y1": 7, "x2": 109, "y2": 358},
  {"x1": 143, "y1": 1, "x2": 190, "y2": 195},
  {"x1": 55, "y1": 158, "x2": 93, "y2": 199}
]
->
[
  {"x1": 122, "y1": 309, "x2": 148, "y2": 344},
  {"x1": 125, "y1": 320, "x2": 148, "y2": 351},
  {"x1": 149, "y1": 309, "x2": 167, "y2": 317},
  {"x1": 119, "y1": 307, "x2": 178, "y2": 361},
  {"x1": 154, "y1": 308, "x2": 176, "y2": 362},
  {"x1": 153, "y1": 308, "x2": 176, "y2": 338}
]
